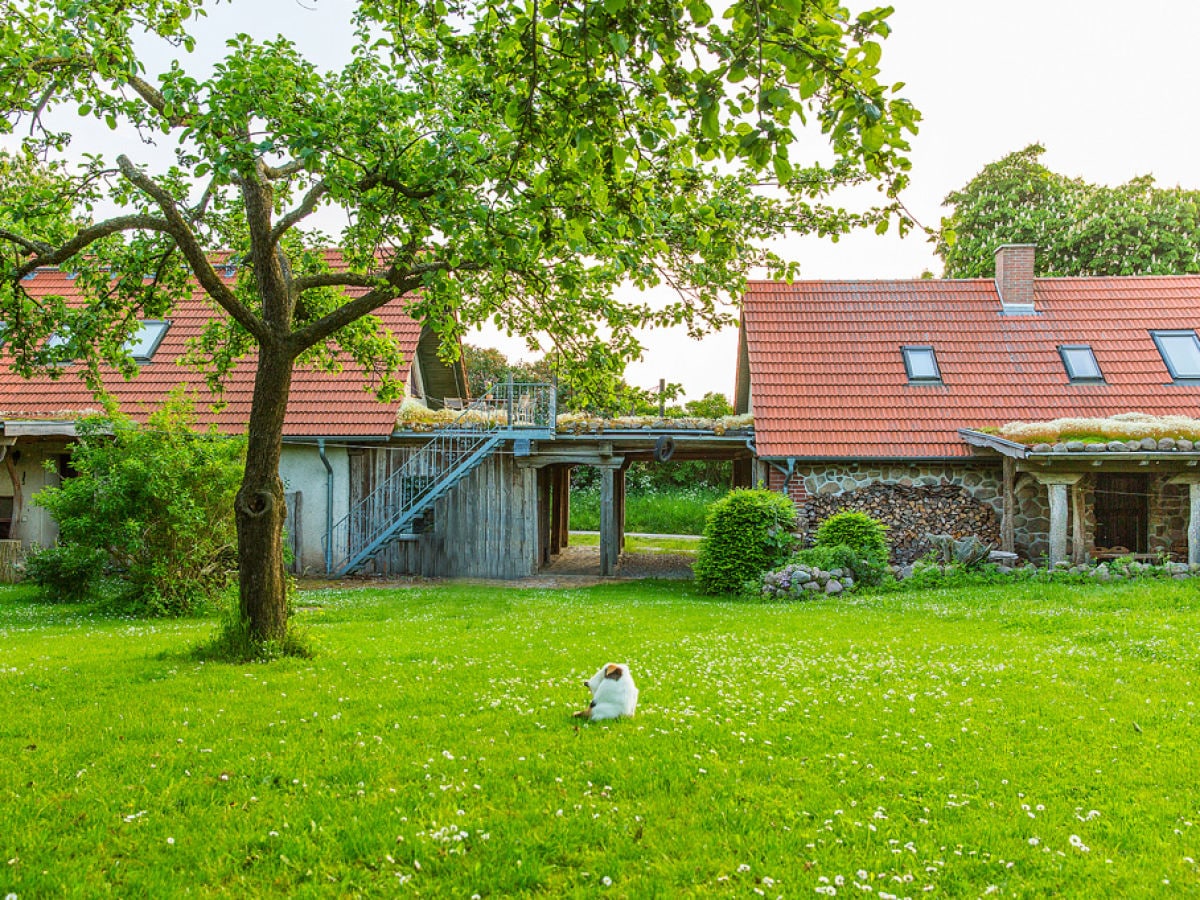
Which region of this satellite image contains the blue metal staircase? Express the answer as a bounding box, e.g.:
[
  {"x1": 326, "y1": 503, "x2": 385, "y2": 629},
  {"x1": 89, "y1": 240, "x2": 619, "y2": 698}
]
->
[{"x1": 327, "y1": 382, "x2": 555, "y2": 576}]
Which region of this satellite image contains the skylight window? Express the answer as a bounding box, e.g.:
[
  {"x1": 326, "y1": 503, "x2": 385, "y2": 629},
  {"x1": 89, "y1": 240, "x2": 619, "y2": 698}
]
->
[
  {"x1": 44, "y1": 332, "x2": 74, "y2": 365},
  {"x1": 1059, "y1": 345, "x2": 1103, "y2": 383},
  {"x1": 902, "y1": 345, "x2": 941, "y2": 383},
  {"x1": 127, "y1": 320, "x2": 170, "y2": 362},
  {"x1": 1151, "y1": 330, "x2": 1200, "y2": 381}
]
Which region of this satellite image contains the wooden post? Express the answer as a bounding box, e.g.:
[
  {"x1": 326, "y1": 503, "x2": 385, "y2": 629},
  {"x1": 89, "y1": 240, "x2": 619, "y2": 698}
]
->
[
  {"x1": 616, "y1": 464, "x2": 627, "y2": 551},
  {"x1": 1070, "y1": 481, "x2": 1087, "y2": 564},
  {"x1": 537, "y1": 468, "x2": 552, "y2": 566},
  {"x1": 549, "y1": 466, "x2": 563, "y2": 557},
  {"x1": 1167, "y1": 475, "x2": 1200, "y2": 566},
  {"x1": 560, "y1": 466, "x2": 571, "y2": 549},
  {"x1": 1001, "y1": 456, "x2": 1015, "y2": 553},
  {"x1": 600, "y1": 465, "x2": 616, "y2": 576}
]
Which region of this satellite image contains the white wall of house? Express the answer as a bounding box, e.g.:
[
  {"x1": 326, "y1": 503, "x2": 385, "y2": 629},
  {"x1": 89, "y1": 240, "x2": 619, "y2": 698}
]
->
[
  {"x1": 279, "y1": 441, "x2": 351, "y2": 575},
  {"x1": 1, "y1": 441, "x2": 70, "y2": 549}
]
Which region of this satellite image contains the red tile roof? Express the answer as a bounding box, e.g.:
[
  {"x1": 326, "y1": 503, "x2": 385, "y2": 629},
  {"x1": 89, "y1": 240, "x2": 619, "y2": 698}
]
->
[
  {"x1": 740, "y1": 276, "x2": 1200, "y2": 458},
  {"x1": 0, "y1": 267, "x2": 422, "y2": 437}
]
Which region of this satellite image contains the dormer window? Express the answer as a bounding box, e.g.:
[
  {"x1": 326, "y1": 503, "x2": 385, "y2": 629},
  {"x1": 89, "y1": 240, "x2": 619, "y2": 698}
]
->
[
  {"x1": 1059, "y1": 345, "x2": 1103, "y2": 383},
  {"x1": 902, "y1": 345, "x2": 942, "y2": 384},
  {"x1": 127, "y1": 320, "x2": 170, "y2": 362},
  {"x1": 1151, "y1": 330, "x2": 1200, "y2": 382}
]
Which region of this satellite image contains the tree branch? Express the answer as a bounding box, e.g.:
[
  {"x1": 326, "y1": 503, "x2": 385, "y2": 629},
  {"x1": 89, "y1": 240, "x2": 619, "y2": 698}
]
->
[
  {"x1": 116, "y1": 155, "x2": 266, "y2": 341},
  {"x1": 126, "y1": 73, "x2": 190, "y2": 127},
  {"x1": 269, "y1": 179, "x2": 331, "y2": 245},
  {"x1": 0, "y1": 228, "x2": 54, "y2": 260},
  {"x1": 287, "y1": 271, "x2": 423, "y2": 354},
  {"x1": 8, "y1": 215, "x2": 172, "y2": 278},
  {"x1": 262, "y1": 159, "x2": 306, "y2": 180}
]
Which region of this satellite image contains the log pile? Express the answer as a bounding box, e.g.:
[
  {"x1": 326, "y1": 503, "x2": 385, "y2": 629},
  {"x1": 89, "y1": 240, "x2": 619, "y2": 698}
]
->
[{"x1": 803, "y1": 483, "x2": 1001, "y2": 565}]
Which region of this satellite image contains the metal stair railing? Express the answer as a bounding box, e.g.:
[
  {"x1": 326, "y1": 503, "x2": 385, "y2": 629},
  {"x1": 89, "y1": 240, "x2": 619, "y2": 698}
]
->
[{"x1": 326, "y1": 381, "x2": 555, "y2": 575}]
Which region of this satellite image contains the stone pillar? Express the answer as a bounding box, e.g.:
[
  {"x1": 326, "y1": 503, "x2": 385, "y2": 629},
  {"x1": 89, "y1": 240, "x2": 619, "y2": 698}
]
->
[
  {"x1": 1168, "y1": 475, "x2": 1200, "y2": 566},
  {"x1": 1033, "y1": 473, "x2": 1083, "y2": 566},
  {"x1": 1191, "y1": 483, "x2": 1200, "y2": 567}
]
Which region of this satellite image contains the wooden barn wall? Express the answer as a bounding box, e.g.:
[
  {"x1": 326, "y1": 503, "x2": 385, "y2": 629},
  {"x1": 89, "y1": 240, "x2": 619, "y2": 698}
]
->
[{"x1": 349, "y1": 447, "x2": 539, "y2": 578}]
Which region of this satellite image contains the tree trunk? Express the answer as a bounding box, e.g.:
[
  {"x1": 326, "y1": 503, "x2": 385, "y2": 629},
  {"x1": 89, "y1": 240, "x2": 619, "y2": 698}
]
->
[
  {"x1": 3, "y1": 450, "x2": 21, "y2": 543},
  {"x1": 236, "y1": 341, "x2": 294, "y2": 643}
]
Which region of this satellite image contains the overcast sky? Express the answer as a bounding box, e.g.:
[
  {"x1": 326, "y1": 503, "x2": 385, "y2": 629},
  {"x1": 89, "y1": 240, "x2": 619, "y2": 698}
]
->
[
  {"x1": 628, "y1": 0, "x2": 1200, "y2": 400},
  {"x1": 8, "y1": 1, "x2": 1200, "y2": 402}
]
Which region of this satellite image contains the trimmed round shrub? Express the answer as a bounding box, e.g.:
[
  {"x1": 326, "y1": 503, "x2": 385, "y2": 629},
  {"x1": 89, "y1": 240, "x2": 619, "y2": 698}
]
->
[
  {"x1": 814, "y1": 510, "x2": 889, "y2": 562},
  {"x1": 694, "y1": 489, "x2": 796, "y2": 595}
]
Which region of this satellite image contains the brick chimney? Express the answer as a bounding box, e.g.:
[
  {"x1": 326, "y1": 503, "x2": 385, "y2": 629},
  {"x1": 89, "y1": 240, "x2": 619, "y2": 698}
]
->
[{"x1": 994, "y1": 244, "x2": 1036, "y2": 314}]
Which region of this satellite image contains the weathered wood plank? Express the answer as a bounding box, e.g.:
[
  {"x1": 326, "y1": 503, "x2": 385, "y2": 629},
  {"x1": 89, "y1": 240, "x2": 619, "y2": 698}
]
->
[{"x1": 600, "y1": 466, "x2": 616, "y2": 576}]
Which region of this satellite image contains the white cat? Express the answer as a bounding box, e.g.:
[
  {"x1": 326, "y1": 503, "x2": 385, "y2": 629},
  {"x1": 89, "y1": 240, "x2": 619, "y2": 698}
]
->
[{"x1": 573, "y1": 663, "x2": 639, "y2": 721}]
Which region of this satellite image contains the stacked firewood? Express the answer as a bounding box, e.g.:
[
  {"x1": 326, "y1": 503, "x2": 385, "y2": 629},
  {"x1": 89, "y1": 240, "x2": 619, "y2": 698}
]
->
[{"x1": 802, "y1": 483, "x2": 1001, "y2": 565}]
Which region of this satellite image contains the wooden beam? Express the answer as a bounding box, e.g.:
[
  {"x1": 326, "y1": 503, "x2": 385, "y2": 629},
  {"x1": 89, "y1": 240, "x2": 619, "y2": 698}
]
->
[
  {"x1": 1070, "y1": 481, "x2": 1087, "y2": 565},
  {"x1": 1001, "y1": 456, "x2": 1015, "y2": 553},
  {"x1": 600, "y1": 465, "x2": 617, "y2": 576},
  {"x1": 537, "y1": 468, "x2": 551, "y2": 567},
  {"x1": 549, "y1": 466, "x2": 563, "y2": 556},
  {"x1": 616, "y1": 464, "x2": 627, "y2": 552},
  {"x1": 560, "y1": 466, "x2": 571, "y2": 549}
]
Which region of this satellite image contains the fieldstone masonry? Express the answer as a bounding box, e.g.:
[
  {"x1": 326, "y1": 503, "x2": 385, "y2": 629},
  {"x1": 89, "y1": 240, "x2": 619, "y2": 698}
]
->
[{"x1": 779, "y1": 461, "x2": 1195, "y2": 564}]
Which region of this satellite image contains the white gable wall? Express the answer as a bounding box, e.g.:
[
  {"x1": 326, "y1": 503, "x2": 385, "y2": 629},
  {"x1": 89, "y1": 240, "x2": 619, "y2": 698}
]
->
[{"x1": 279, "y1": 442, "x2": 352, "y2": 575}]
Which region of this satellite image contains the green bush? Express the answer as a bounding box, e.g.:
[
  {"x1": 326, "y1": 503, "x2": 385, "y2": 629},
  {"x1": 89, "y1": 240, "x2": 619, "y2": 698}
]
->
[
  {"x1": 31, "y1": 391, "x2": 245, "y2": 615},
  {"x1": 794, "y1": 542, "x2": 890, "y2": 587},
  {"x1": 23, "y1": 543, "x2": 108, "y2": 602},
  {"x1": 814, "y1": 511, "x2": 890, "y2": 561},
  {"x1": 694, "y1": 489, "x2": 796, "y2": 595}
]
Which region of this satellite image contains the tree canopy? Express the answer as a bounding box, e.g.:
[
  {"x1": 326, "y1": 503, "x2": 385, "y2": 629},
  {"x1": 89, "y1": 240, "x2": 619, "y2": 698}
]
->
[
  {"x1": 937, "y1": 144, "x2": 1200, "y2": 278},
  {"x1": 0, "y1": 0, "x2": 918, "y2": 644}
]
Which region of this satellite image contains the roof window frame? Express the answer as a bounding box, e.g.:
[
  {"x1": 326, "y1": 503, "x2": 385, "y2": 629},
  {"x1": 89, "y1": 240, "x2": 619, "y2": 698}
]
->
[
  {"x1": 901, "y1": 345, "x2": 942, "y2": 384},
  {"x1": 1058, "y1": 344, "x2": 1105, "y2": 384},
  {"x1": 127, "y1": 319, "x2": 171, "y2": 363},
  {"x1": 1151, "y1": 330, "x2": 1200, "y2": 383}
]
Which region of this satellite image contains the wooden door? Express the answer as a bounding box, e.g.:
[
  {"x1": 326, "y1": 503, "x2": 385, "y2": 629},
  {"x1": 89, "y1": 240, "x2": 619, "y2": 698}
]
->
[{"x1": 1093, "y1": 474, "x2": 1149, "y2": 553}]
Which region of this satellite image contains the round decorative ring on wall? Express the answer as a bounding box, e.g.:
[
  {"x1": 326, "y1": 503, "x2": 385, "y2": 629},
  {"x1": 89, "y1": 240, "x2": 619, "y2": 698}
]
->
[{"x1": 653, "y1": 435, "x2": 676, "y2": 462}]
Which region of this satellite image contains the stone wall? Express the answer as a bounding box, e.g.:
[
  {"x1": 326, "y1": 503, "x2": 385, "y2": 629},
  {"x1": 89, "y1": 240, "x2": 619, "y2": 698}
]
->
[
  {"x1": 1152, "y1": 481, "x2": 1190, "y2": 556},
  {"x1": 778, "y1": 461, "x2": 1193, "y2": 565}
]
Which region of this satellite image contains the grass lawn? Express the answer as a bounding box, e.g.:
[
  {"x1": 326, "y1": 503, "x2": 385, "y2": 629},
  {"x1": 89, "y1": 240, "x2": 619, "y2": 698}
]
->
[
  {"x1": 569, "y1": 487, "x2": 723, "y2": 535},
  {"x1": 569, "y1": 532, "x2": 701, "y2": 554},
  {"x1": 2, "y1": 578, "x2": 1199, "y2": 897}
]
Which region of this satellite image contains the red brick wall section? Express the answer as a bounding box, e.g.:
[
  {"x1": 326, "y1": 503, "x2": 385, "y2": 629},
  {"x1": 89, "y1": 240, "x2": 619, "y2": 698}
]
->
[
  {"x1": 766, "y1": 466, "x2": 808, "y2": 509},
  {"x1": 994, "y1": 244, "x2": 1036, "y2": 308}
]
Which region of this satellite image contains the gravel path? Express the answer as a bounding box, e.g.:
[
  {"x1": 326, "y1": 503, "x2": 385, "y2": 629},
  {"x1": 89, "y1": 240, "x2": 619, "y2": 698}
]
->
[
  {"x1": 539, "y1": 544, "x2": 695, "y2": 581},
  {"x1": 300, "y1": 546, "x2": 695, "y2": 592}
]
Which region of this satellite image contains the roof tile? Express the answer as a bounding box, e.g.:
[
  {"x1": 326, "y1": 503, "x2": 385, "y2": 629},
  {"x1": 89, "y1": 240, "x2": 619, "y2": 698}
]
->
[
  {"x1": 742, "y1": 276, "x2": 1200, "y2": 458},
  {"x1": 1, "y1": 266, "x2": 422, "y2": 437}
]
